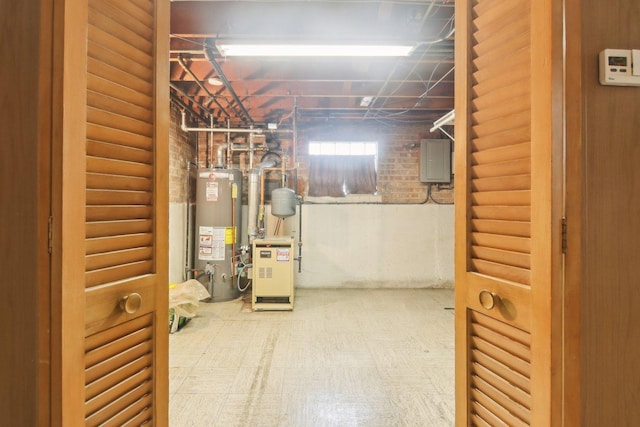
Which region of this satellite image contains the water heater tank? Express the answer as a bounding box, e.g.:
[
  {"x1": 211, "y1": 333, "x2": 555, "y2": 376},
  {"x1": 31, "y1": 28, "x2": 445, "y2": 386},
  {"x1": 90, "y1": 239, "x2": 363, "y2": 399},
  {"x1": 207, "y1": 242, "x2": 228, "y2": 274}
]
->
[{"x1": 271, "y1": 188, "x2": 297, "y2": 218}]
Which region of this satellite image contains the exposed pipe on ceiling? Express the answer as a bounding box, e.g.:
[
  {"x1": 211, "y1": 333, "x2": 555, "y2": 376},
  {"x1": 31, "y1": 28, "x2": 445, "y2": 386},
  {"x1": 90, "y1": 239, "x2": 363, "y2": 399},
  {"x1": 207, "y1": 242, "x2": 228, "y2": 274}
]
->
[
  {"x1": 170, "y1": 92, "x2": 209, "y2": 125},
  {"x1": 363, "y1": 0, "x2": 454, "y2": 120},
  {"x1": 180, "y1": 110, "x2": 262, "y2": 134},
  {"x1": 177, "y1": 54, "x2": 233, "y2": 119},
  {"x1": 170, "y1": 83, "x2": 214, "y2": 119},
  {"x1": 204, "y1": 47, "x2": 255, "y2": 126}
]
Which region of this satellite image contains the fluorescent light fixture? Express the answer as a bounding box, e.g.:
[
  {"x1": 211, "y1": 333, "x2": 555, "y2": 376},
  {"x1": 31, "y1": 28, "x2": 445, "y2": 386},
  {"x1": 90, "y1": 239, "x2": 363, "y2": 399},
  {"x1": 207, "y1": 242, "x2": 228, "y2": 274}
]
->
[
  {"x1": 217, "y1": 43, "x2": 415, "y2": 57},
  {"x1": 430, "y1": 110, "x2": 455, "y2": 133}
]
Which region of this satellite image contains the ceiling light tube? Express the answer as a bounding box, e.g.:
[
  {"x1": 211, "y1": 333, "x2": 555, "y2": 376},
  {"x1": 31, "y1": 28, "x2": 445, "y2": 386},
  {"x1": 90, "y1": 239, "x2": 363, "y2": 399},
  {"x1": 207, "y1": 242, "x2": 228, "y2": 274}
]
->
[{"x1": 216, "y1": 44, "x2": 415, "y2": 57}]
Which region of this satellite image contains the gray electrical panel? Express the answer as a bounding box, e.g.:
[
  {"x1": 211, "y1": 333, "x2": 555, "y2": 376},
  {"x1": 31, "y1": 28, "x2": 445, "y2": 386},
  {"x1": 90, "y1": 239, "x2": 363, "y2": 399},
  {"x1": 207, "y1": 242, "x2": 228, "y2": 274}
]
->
[{"x1": 419, "y1": 139, "x2": 451, "y2": 183}]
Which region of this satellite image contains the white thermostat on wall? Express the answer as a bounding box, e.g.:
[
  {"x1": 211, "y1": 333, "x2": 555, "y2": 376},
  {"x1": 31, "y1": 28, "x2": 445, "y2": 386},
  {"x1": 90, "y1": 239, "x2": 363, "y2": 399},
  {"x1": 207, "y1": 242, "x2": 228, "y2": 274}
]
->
[{"x1": 599, "y1": 49, "x2": 640, "y2": 86}]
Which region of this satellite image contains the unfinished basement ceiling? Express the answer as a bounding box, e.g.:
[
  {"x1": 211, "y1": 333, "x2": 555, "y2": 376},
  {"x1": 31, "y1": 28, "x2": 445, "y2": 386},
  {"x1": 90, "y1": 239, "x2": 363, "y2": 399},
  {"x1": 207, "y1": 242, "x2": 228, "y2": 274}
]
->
[{"x1": 170, "y1": 0, "x2": 455, "y2": 128}]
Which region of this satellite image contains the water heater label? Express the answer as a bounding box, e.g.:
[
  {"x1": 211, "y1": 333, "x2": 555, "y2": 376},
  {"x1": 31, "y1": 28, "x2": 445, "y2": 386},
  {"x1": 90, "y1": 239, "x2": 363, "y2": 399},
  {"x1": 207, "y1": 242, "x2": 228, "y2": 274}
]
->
[
  {"x1": 206, "y1": 181, "x2": 219, "y2": 201},
  {"x1": 198, "y1": 226, "x2": 214, "y2": 260},
  {"x1": 211, "y1": 227, "x2": 226, "y2": 260}
]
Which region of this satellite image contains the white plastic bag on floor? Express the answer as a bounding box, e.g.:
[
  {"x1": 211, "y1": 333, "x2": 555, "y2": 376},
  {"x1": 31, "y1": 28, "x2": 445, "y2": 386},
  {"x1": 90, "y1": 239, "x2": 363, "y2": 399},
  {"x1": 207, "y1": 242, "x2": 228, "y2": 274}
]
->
[{"x1": 169, "y1": 279, "x2": 210, "y2": 332}]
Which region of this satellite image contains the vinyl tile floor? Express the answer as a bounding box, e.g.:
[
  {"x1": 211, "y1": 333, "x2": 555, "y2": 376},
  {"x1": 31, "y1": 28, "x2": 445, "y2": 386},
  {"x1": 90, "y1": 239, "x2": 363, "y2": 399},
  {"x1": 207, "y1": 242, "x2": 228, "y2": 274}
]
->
[{"x1": 169, "y1": 288, "x2": 455, "y2": 427}]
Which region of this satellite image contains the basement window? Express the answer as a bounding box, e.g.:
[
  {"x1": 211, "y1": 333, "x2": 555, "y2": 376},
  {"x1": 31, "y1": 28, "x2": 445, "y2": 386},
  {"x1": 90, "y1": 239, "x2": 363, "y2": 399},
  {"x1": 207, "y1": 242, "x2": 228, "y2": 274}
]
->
[{"x1": 307, "y1": 141, "x2": 378, "y2": 197}]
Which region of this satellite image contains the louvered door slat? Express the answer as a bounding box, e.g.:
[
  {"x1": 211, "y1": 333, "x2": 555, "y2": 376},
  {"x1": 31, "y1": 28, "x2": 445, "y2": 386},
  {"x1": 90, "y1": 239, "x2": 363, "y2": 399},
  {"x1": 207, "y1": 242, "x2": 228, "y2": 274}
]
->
[
  {"x1": 86, "y1": 174, "x2": 152, "y2": 192},
  {"x1": 86, "y1": 206, "x2": 153, "y2": 222},
  {"x1": 471, "y1": 350, "x2": 531, "y2": 393},
  {"x1": 472, "y1": 190, "x2": 530, "y2": 206},
  {"x1": 89, "y1": 0, "x2": 153, "y2": 39},
  {"x1": 86, "y1": 234, "x2": 153, "y2": 254},
  {"x1": 472, "y1": 337, "x2": 531, "y2": 378},
  {"x1": 86, "y1": 367, "x2": 152, "y2": 416},
  {"x1": 472, "y1": 0, "x2": 527, "y2": 35},
  {"x1": 472, "y1": 79, "x2": 530, "y2": 109},
  {"x1": 121, "y1": 407, "x2": 153, "y2": 427},
  {"x1": 86, "y1": 189, "x2": 153, "y2": 206},
  {"x1": 472, "y1": 259, "x2": 531, "y2": 285},
  {"x1": 472, "y1": 246, "x2": 531, "y2": 269},
  {"x1": 86, "y1": 220, "x2": 153, "y2": 239},
  {"x1": 131, "y1": 0, "x2": 153, "y2": 14},
  {"x1": 88, "y1": 9, "x2": 153, "y2": 54},
  {"x1": 87, "y1": 74, "x2": 153, "y2": 110},
  {"x1": 86, "y1": 354, "x2": 153, "y2": 400},
  {"x1": 472, "y1": 16, "x2": 530, "y2": 58},
  {"x1": 86, "y1": 261, "x2": 154, "y2": 287},
  {"x1": 100, "y1": 395, "x2": 153, "y2": 427},
  {"x1": 471, "y1": 323, "x2": 531, "y2": 362},
  {"x1": 474, "y1": 363, "x2": 531, "y2": 409},
  {"x1": 472, "y1": 310, "x2": 531, "y2": 345},
  {"x1": 85, "y1": 381, "x2": 152, "y2": 426},
  {"x1": 473, "y1": 52, "x2": 529, "y2": 96},
  {"x1": 85, "y1": 313, "x2": 152, "y2": 351},
  {"x1": 87, "y1": 107, "x2": 153, "y2": 136},
  {"x1": 471, "y1": 387, "x2": 528, "y2": 427},
  {"x1": 472, "y1": 220, "x2": 531, "y2": 237},
  {"x1": 87, "y1": 123, "x2": 153, "y2": 151},
  {"x1": 87, "y1": 157, "x2": 153, "y2": 178},
  {"x1": 87, "y1": 58, "x2": 153, "y2": 99},
  {"x1": 472, "y1": 175, "x2": 531, "y2": 192},
  {"x1": 88, "y1": 26, "x2": 153, "y2": 69},
  {"x1": 471, "y1": 408, "x2": 498, "y2": 427},
  {"x1": 87, "y1": 141, "x2": 153, "y2": 164},
  {"x1": 471, "y1": 206, "x2": 531, "y2": 222},
  {"x1": 88, "y1": 41, "x2": 153, "y2": 84},
  {"x1": 472, "y1": 111, "x2": 530, "y2": 138},
  {"x1": 472, "y1": 159, "x2": 531, "y2": 181},
  {"x1": 473, "y1": 31, "x2": 529, "y2": 72},
  {"x1": 471, "y1": 142, "x2": 531, "y2": 166},
  {"x1": 472, "y1": 233, "x2": 530, "y2": 253},
  {"x1": 469, "y1": 311, "x2": 533, "y2": 424},
  {"x1": 87, "y1": 90, "x2": 153, "y2": 123},
  {"x1": 86, "y1": 247, "x2": 153, "y2": 271},
  {"x1": 86, "y1": 339, "x2": 153, "y2": 383},
  {"x1": 471, "y1": 128, "x2": 530, "y2": 151},
  {"x1": 472, "y1": 95, "x2": 529, "y2": 125}
]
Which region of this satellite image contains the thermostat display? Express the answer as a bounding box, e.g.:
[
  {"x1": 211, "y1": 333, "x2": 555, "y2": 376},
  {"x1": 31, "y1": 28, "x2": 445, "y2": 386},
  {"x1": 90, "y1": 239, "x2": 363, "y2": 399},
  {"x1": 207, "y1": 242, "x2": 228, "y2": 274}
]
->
[{"x1": 599, "y1": 49, "x2": 640, "y2": 86}]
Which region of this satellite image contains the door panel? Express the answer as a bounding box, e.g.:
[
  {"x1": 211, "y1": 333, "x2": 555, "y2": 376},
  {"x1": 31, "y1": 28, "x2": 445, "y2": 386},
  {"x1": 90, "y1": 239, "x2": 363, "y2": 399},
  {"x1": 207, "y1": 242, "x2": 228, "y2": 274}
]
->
[
  {"x1": 456, "y1": 0, "x2": 534, "y2": 425},
  {"x1": 82, "y1": 0, "x2": 168, "y2": 424},
  {"x1": 455, "y1": 0, "x2": 563, "y2": 425},
  {"x1": 52, "y1": 0, "x2": 167, "y2": 424}
]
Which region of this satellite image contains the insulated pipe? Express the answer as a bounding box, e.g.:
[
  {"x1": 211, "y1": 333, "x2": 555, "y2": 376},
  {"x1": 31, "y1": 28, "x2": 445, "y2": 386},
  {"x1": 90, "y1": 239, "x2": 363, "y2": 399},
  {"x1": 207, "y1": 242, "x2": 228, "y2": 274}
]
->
[
  {"x1": 247, "y1": 160, "x2": 277, "y2": 243},
  {"x1": 180, "y1": 110, "x2": 262, "y2": 134},
  {"x1": 216, "y1": 143, "x2": 228, "y2": 168},
  {"x1": 296, "y1": 197, "x2": 303, "y2": 273},
  {"x1": 249, "y1": 131, "x2": 255, "y2": 170}
]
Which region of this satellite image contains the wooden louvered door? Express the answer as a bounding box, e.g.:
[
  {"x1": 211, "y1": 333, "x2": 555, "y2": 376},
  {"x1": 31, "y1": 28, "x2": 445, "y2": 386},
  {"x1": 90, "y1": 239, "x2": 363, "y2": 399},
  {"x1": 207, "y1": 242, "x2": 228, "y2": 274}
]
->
[
  {"x1": 53, "y1": 0, "x2": 169, "y2": 424},
  {"x1": 454, "y1": 0, "x2": 563, "y2": 425}
]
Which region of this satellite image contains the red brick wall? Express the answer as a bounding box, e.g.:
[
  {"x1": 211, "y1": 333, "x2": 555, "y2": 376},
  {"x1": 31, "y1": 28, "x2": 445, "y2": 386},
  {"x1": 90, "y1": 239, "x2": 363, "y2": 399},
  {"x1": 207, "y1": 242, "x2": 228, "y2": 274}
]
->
[
  {"x1": 169, "y1": 111, "x2": 454, "y2": 204},
  {"x1": 169, "y1": 104, "x2": 197, "y2": 203},
  {"x1": 297, "y1": 123, "x2": 454, "y2": 204}
]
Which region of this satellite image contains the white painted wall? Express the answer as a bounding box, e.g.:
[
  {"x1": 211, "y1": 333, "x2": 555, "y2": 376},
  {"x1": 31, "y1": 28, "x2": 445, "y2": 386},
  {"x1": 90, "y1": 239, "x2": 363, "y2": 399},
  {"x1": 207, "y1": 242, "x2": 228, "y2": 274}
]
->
[
  {"x1": 168, "y1": 202, "x2": 455, "y2": 289},
  {"x1": 291, "y1": 203, "x2": 454, "y2": 288},
  {"x1": 169, "y1": 202, "x2": 188, "y2": 284}
]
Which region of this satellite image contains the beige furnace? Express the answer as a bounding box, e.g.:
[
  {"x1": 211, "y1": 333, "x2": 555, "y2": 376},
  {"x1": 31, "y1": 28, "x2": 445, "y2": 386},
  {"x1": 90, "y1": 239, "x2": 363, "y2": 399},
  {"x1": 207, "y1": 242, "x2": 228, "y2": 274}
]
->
[{"x1": 252, "y1": 237, "x2": 295, "y2": 311}]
